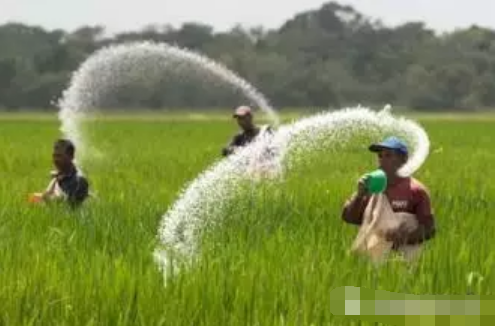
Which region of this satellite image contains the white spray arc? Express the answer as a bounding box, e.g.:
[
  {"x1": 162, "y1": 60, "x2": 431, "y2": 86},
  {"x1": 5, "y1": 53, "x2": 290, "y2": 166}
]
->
[
  {"x1": 155, "y1": 105, "x2": 430, "y2": 275},
  {"x1": 272, "y1": 105, "x2": 429, "y2": 178},
  {"x1": 51, "y1": 41, "x2": 430, "y2": 276},
  {"x1": 56, "y1": 41, "x2": 279, "y2": 160}
]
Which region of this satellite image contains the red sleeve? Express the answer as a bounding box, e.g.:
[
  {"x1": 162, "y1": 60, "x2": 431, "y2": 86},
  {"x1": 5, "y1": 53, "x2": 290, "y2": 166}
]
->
[{"x1": 413, "y1": 185, "x2": 434, "y2": 226}]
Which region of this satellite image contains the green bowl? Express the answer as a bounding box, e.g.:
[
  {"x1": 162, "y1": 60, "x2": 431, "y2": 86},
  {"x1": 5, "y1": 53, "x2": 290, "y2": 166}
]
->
[{"x1": 364, "y1": 169, "x2": 387, "y2": 193}]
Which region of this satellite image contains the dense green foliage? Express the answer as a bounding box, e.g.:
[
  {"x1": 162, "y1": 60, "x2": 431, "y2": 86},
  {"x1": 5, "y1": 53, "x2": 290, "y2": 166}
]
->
[
  {"x1": 1, "y1": 113, "x2": 494, "y2": 325},
  {"x1": 2, "y1": 2, "x2": 495, "y2": 111}
]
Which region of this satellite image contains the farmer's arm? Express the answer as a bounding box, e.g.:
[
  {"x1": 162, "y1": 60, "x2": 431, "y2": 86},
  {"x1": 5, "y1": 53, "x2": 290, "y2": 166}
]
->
[
  {"x1": 341, "y1": 177, "x2": 369, "y2": 225},
  {"x1": 222, "y1": 142, "x2": 235, "y2": 156},
  {"x1": 404, "y1": 188, "x2": 436, "y2": 244},
  {"x1": 69, "y1": 177, "x2": 89, "y2": 205},
  {"x1": 222, "y1": 134, "x2": 241, "y2": 156},
  {"x1": 342, "y1": 193, "x2": 369, "y2": 225},
  {"x1": 40, "y1": 178, "x2": 57, "y2": 201},
  {"x1": 66, "y1": 176, "x2": 89, "y2": 207}
]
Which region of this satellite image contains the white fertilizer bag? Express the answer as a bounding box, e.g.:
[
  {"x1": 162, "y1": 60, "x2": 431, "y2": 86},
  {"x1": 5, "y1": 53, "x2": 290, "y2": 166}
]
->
[{"x1": 351, "y1": 193, "x2": 422, "y2": 264}]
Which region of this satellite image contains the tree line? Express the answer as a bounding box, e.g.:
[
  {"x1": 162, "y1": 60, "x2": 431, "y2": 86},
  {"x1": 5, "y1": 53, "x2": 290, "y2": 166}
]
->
[{"x1": 1, "y1": 1, "x2": 495, "y2": 112}]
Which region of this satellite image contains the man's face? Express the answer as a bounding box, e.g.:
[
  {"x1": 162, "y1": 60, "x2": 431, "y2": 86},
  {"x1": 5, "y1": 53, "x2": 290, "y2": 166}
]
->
[
  {"x1": 376, "y1": 148, "x2": 406, "y2": 176},
  {"x1": 53, "y1": 146, "x2": 72, "y2": 171},
  {"x1": 236, "y1": 114, "x2": 253, "y2": 130}
]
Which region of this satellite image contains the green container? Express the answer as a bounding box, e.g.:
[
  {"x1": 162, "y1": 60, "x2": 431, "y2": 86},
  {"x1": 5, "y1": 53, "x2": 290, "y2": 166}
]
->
[{"x1": 364, "y1": 169, "x2": 387, "y2": 193}]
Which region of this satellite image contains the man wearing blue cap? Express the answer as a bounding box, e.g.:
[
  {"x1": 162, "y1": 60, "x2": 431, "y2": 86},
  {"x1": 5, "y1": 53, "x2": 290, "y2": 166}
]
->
[{"x1": 342, "y1": 136, "x2": 436, "y2": 248}]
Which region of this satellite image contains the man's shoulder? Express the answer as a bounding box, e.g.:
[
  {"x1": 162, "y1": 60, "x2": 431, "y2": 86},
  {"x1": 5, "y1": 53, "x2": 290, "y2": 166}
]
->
[
  {"x1": 74, "y1": 169, "x2": 89, "y2": 185},
  {"x1": 409, "y1": 177, "x2": 430, "y2": 196},
  {"x1": 232, "y1": 131, "x2": 246, "y2": 140}
]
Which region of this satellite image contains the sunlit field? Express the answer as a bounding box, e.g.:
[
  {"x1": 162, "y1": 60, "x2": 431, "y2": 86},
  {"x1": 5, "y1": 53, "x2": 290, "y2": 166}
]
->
[{"x1": 1, "y1": 111, "x2": 494, "y2": 325}]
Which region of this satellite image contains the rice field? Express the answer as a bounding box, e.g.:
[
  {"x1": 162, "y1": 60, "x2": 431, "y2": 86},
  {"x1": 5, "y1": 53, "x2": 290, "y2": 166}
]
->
[{"x1": 0, "y1": 111, "x2": 494, "y2": 325}]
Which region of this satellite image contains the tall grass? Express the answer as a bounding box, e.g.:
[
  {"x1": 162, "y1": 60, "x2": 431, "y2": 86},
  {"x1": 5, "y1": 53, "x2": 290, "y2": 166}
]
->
[{"x1": 0, "y1": 116, "x2": 494, "y2": 325}]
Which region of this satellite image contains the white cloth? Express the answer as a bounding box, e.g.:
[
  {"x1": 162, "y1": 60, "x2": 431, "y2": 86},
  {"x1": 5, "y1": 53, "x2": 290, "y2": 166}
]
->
[
  {"x1": 45, "y1": 177, "x2": 66, "y2": 200},
  {"x1": 351, "y1": 193, "x2": 421, "y2": 264}
]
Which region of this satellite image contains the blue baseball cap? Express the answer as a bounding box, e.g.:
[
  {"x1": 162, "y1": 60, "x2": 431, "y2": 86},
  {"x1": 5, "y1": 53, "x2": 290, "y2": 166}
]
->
[{"x1": 368, "y1": 136, "x2": 408, "y2": 155}]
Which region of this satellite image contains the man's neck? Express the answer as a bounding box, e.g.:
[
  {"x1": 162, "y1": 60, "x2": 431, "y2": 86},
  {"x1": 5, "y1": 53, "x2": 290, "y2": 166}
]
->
[
  {"x1": 243, "y1": 125, "x2": 257, "y2": 133},
  {"x1": 387, "y1": 174, "x2": 407, "y2": 187},
  {"x1": 58, "y1": 164, "x2": 76, "y2": 176}
]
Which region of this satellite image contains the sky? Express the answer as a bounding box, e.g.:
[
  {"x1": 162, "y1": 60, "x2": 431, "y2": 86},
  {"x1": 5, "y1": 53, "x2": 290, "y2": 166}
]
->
[{"x1": 0, "y1": 0, "x2": 494, "y2": 34}]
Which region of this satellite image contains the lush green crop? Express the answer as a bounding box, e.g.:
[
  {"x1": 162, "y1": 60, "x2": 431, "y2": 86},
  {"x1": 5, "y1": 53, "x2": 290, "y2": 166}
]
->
[{"x1": 0, "y1": 113, "x2": 494, "y2": 325}]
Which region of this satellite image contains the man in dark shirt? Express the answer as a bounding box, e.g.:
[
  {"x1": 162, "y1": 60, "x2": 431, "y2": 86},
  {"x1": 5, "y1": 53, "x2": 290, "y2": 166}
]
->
[
  {"x1": 222, "y1": 106, "x2": 271, "y2": 157},
  {"x1": 31, "y1": 139, "x2": 89, "y2": 207}
]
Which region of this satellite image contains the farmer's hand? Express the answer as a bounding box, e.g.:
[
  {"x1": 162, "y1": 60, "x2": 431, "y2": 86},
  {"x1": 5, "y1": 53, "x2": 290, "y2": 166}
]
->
[
  {"x1": 41, "y1": 190, "x2": 53, "y2": 201},
  {"x1": 222, "y1": 147, "x2": 232, "y2": 156},
  {"x1": 357, "y1": 177, "x2": 367, "y2": 198},
  {"x1": 384, "y1": 221, "x2": 416, "y2": 243},
  {"x1": 28, "y1": 193, "x2": 44, "y2": 204}
]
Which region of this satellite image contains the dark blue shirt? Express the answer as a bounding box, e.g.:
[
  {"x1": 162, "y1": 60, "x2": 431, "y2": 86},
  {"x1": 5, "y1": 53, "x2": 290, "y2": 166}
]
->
[{"x1": 54, "y1": 166, "x2": 89, "y2": 207}]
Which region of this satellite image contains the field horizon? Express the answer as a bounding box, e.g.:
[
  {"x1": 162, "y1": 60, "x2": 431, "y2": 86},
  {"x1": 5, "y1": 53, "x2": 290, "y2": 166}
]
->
[{"x1": 2, "y1": 108, "x2": 495, "y2": 122}]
